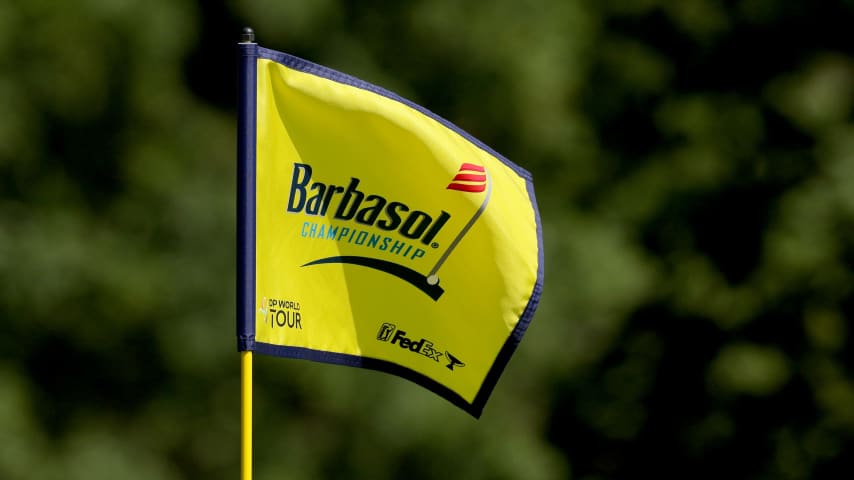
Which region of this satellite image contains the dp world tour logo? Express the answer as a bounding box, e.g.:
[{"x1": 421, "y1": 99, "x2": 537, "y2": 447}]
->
[{"x1": 288, "y1": 162, "x2": 492, "y2": 300}]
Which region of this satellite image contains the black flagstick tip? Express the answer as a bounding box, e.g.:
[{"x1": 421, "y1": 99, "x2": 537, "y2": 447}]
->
[{"x1": 240, "y1": 27, "x2": 255, "y2": 43}]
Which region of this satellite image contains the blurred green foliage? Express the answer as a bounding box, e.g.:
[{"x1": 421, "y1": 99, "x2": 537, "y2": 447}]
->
[{"x1": 1, "y1": 0, "x2": 853, "y2": 479}]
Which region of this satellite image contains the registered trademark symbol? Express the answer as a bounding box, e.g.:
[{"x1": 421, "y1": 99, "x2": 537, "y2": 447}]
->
[{"x1": 431, "y1": 242, "x2": 439, "y2": 248}]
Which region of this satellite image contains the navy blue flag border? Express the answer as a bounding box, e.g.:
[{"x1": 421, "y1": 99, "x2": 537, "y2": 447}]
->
[{"x1": 237, "y1": 40, "x2": 544, "y2": 418}]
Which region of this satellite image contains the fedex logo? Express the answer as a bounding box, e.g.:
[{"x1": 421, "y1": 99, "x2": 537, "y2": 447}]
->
[{"x1": 376, "y1": 323, "x2": 442, "y2": 362}]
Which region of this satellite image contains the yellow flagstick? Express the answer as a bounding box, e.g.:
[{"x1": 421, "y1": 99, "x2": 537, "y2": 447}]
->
[{"x1": 241, "y1": 351, "x2": 253, "y2": 480}]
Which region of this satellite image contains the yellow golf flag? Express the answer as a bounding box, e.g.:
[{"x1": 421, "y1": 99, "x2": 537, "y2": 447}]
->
[{"x1": 238, "y1": 44, "x2": 543, "y2": 417}]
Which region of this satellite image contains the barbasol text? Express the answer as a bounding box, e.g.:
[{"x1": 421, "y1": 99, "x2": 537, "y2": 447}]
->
[{"x1": 286, "y1": 163, "x2": 451, "y2": 245}]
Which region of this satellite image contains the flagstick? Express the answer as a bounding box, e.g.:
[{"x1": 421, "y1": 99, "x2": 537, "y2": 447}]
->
[
  {"x1": 237, "y1": 26, "x2": 257, "y2": 480},
  {"x1": 427, "y1": 171, "x2": 492, "y2": 279},
  {"x1": 241, "y1": 350, "x2": 253, "y2": 480}
]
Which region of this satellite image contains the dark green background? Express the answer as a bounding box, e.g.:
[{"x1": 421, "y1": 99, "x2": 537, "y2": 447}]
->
[{"x1": 2, "y1": 1, "x2": 853, "y2": 478}]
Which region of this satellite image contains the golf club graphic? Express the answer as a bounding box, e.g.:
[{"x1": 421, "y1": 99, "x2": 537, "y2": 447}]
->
[{"x1": 302, "y1": 163, "x2": 492, "y2": 300}]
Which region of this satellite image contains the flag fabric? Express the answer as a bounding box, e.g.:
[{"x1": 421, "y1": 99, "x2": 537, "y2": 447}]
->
[{"x1": 237, "y1": 43, "x2": 543, "y2": 418}]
